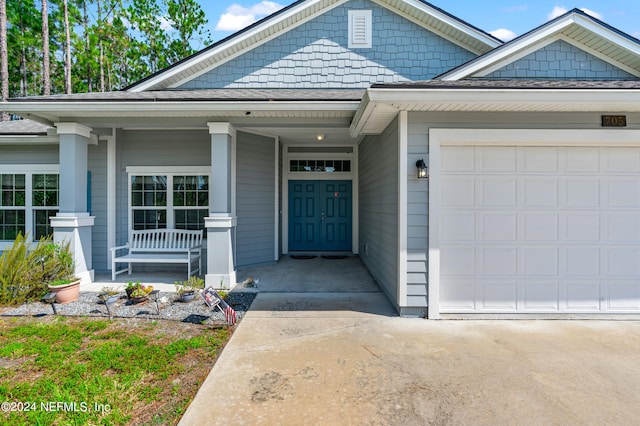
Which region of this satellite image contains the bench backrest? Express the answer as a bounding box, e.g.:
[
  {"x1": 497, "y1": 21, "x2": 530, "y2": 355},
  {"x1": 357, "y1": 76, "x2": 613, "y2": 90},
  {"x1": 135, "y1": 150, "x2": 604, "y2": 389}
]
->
[{"x1": 129, "y1": 229, "x2": 203, "y2": 252}]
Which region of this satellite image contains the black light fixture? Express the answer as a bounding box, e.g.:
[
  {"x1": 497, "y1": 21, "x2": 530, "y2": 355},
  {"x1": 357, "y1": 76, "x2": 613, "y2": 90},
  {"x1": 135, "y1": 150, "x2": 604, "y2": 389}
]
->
[{"x1": 416, "y1": 159, "x2": 428, "y2": 179}]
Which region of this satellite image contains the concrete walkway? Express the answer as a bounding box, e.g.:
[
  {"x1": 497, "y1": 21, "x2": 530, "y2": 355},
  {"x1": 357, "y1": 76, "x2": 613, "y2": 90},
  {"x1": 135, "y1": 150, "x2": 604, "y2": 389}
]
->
[{"x1": 179, "y1": 257, "x2": 640, "y2": 425}]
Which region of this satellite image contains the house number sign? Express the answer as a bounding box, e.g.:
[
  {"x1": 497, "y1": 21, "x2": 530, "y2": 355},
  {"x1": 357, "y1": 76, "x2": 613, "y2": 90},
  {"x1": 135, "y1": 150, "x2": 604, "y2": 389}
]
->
[{"x1": 601, "y1": 115, "x2": 627, "y2": 127}]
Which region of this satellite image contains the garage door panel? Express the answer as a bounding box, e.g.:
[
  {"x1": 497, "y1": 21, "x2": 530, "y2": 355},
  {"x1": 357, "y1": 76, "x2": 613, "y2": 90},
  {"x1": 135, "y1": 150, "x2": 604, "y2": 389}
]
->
[
  {"x1": 603, "y1": 148, "x2": 640, "y2": 173},
  {"x1": 562, "y1": 178, "x2": 600, "y2": 207},
  {"x1": 564, "y1": 281, "x2": 601, "y2": 311},
  {"x1": 606, "y1": 179, "x2": 640, "y2": 207},
  {"x1": 480, "y1": 281, "x2": 518, "y2": 310},
  {"x1": 605, "y1": 213, "x2": 640, "y2": 241},
  {"x1": 561, "y1": 213, "x2": 600, "y2": 241},
  {"x1": 522, "y1": 178, "x2": 558, "y2": 207},
  {"x1": 439, "y1": 145, "x2": 640, "y2": 315},
  {"x1": 441, "y1": 146, "x2": 475, "y2": 172},
  {"x1": 441, "y1": 212, "x2": 475, "y2": 241},
  {"x1": 440, "y1": 246, "x2": 475, "y2": 276},
  {"x1": 522, "y1": 213, "x2": 558, "y2": 241},
  {"x1": 441, "y1": 177, "x2": 475, "y2": 207},
  {"x1": 563, "y1": 247, "x2": 600, "y2": 276},
  {"x1": 523, "y1": 281, "x2": 560, "y2": 311},
  {"x1": 522, "y1": 247, "x2": 558, "y2": 276},
  {"x1": 481, "y1": 247, "x2": 517, "y2": 276},
  {"x1": 480, "y1": 213, "x2": 516, "y2": 241},
  {"x1": 480, "y1": 178, "x2": 516, "y2": 207},
  {"x1": 605, "y1": 282, "x2": 640, "y2": 310},
  {"x1": 561, "y1": 147, "x2": 600, "y2": 172},
  {"x1": 478, "y1": 147, "x2": 516, "y2": 172},
  {"x1": 519, "y1": 147, "x2": 559, "y2": 172},
  {"x1": 606, "y1": 248, "x2": 640, "y2": 276},
  {"x1": 440, "y1": 280, "x2": 476, "y2": 311}
]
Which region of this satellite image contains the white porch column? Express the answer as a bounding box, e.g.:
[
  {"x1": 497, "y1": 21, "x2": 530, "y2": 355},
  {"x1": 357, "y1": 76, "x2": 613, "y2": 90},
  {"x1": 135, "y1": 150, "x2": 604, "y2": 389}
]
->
[
  {"x1": 205, "y1": 122, "x2": 237, "y2": 289},
  {"x1": 52, "y1": 122, "x2": 96, "y2": 283}
]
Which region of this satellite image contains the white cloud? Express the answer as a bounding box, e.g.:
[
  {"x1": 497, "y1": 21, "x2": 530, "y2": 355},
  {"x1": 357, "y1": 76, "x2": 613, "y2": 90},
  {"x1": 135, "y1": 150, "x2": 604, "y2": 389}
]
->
[
  {"x1": 548, "y1": 6, "x2": 568, "y2": 20},
  {"x1": 580, "y1": 8, "x2": 603, "y2": 20},
  {"x1": 490, "y1": 28, "x2": 517, "y2": 41},
  {"x1": 548, "y1": 6, "x2": 603, "y2": 21},
  {"x1": 215, "y1": 1, "x2": 284, "y2": 31}
]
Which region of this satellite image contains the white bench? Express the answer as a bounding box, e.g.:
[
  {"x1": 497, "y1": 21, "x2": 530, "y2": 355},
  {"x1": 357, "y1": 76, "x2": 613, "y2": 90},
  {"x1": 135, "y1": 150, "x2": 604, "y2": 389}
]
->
[{"x1": 110, "y1": 229, "x2": 203, "y2": 281}]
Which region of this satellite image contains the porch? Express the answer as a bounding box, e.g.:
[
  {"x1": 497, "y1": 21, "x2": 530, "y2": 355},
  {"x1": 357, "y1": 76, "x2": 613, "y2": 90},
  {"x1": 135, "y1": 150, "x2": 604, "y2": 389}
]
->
[{"x1": 85, "y1": 255, "x2": 381, "y2": 297}]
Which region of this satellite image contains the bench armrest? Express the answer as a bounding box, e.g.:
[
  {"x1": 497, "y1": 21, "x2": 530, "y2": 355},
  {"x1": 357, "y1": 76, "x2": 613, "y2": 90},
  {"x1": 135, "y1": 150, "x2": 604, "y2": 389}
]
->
[{"x1": 110, "y1": 244, "x2": 130, "y2": 254}]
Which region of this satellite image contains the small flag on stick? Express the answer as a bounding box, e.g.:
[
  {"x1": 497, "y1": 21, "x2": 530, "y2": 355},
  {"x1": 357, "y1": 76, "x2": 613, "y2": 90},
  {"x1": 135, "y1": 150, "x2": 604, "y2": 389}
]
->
[{"x1": 202, "y1": 287, "x2": 237, "y2": 325}]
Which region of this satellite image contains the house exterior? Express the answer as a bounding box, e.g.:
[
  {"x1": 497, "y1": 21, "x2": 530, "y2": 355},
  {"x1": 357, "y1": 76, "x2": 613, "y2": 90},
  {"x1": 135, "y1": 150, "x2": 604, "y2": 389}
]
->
[{"x1": 3, "y1": 0, "x2": 640, "y2": 318}]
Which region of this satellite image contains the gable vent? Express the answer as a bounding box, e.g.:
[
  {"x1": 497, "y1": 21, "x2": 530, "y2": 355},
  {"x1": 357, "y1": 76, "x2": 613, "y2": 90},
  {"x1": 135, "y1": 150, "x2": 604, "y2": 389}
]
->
[{"x1": 349, "y1": 10, "x2": 372, "y2": 49}]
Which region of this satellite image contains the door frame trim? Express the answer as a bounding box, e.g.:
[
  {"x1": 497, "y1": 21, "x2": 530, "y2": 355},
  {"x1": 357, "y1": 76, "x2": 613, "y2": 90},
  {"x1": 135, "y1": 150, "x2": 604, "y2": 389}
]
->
[
  {"x1": 428, "y1": 128, "x2": 640, "y2": 319},
  {"x1": 282, "y1": 145, "x2": 358, "y2": 254}
]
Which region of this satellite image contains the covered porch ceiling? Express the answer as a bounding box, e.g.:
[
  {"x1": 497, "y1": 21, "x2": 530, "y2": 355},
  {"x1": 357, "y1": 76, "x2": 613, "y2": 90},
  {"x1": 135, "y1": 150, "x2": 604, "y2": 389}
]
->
[{"x1": 3, "y1": 89, "x2": 363, "y2": 145}]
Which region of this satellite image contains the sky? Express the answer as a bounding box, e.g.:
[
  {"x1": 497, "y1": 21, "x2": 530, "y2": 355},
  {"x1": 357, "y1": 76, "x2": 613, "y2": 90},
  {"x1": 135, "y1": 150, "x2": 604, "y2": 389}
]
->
[{"x1": 200, "y1": 0, "x2": 640, "y2": 43}]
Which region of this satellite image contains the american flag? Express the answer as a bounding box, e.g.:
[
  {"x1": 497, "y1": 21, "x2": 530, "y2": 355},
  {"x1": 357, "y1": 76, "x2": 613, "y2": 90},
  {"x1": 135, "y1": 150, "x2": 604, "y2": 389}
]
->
[{"x1": 202, "y1": 287, "x2": 237, "y2": 326}]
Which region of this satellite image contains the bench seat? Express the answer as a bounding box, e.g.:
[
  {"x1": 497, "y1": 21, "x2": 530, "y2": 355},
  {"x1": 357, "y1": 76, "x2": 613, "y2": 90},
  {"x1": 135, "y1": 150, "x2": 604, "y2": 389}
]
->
[{"x1": 111, "y1": 229, "x2": 203, "y2": 281}]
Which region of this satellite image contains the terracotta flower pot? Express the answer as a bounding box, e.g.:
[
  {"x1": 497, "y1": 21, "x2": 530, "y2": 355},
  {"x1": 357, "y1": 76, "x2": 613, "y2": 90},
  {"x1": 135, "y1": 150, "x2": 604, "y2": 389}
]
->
[{"x1": 48, "y1": 278, "x2": 81, "y2": 304}]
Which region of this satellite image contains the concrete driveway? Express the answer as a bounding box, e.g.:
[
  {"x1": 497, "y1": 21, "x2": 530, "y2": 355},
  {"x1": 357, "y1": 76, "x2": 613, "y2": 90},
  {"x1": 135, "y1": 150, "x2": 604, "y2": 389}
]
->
[{"x1": 179, "y1": 287, "x2": 640, "y2": 425}]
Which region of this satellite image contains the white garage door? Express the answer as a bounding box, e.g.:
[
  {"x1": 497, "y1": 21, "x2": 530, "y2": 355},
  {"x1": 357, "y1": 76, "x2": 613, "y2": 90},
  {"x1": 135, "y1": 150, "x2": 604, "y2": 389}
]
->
[{"x1": 438, "y1": 145, "x2": 640, "y2": 314}]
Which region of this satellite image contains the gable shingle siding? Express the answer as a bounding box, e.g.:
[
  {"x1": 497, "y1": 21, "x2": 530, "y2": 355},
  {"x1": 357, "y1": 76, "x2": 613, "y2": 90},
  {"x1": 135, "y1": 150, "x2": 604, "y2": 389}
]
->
[
  {"x1": 485, "y1": 40, "x2": 635, "y2": 80},
  {"x1": 179, "y1": 0, "x2": 476, "y2": 89}
]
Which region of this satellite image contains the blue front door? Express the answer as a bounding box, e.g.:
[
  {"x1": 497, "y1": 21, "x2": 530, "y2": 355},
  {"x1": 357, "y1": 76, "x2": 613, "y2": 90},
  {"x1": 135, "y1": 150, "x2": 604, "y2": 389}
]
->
[{"x1": 289, "y1": 180, "x2": 352, "y2": 252}]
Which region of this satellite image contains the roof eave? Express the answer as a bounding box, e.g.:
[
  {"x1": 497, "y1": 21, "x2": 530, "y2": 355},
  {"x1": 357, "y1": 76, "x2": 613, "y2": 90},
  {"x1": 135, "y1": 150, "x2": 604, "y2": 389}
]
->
[
  {"x1": 351, "y1": 87, "x2": 640, "y2": 134},
  {"x1": 2, "y1": 100, "x2": 361, "y2": 123}
]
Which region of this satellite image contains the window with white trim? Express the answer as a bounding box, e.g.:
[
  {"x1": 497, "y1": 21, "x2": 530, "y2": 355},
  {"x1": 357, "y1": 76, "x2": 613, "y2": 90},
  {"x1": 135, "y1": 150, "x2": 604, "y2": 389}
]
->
[
  {"x1": 0, "y1": 166, "x2": 59, "y2": 241},
  {"x1": 128, "y1": 168, "x2": 209, "y2": 232}
]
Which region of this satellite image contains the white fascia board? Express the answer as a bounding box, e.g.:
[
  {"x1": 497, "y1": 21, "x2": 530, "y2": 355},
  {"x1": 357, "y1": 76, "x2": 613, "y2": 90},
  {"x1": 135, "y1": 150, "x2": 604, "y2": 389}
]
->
[
  {"x1": 0, "y1": 135, "x2": 59, "y2": 144},
  {"x1": 385, "y1": 0, "x2": 500, "y2": 49},
  {"x1": 441, "y1": 15, "x2": 577, "y2": 81},
  {"x1": 132, "y1": 0, "x2": 349, "y2": 92},
  {"x1": 573, "y1": 14, "x2": 640, "y2": 57},
  {"x1": 4, "y1": 101, "x2": 361, "y2": 116},
  {"x1": 366, "y1": 87, "x2": 640, "y2": 107}
]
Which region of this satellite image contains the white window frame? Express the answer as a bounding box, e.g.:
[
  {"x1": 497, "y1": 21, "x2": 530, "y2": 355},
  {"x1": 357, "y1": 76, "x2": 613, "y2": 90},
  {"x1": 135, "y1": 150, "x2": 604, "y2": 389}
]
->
[
  {"x1": 126, "y1": 166, "x2": 210, "y2": 238},
  {"x1": 0, "y1": 165, "x2": 59, "y2": 248}
]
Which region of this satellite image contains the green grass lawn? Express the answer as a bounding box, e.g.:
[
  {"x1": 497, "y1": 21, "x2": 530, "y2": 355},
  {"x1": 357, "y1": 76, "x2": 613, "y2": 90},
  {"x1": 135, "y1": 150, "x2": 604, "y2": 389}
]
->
[{"x1": 0, "y1": 316, "x2": 230, "y2": 425}]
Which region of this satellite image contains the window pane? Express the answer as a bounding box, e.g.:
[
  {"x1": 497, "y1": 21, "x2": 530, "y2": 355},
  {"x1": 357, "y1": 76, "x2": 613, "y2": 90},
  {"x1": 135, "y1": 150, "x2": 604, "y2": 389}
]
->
[
  {"x1": 0, "y1": 210, "x2": 25, "y2": 240},
  {"x1": 34, "y1": 209, "x2": 57, "y2": 240},
  {"x1": 132, "y1": 209, "x2": 166, "y2": 230},
  {"x1": 175, "y1": 208, "x2": 206, "y2": 230},
  {"x1": 33, "y1": 174, "x2": 59, "y2": 207},
  {"x1": 1, "y1": 174, "x2": 26, "y2": 207}
]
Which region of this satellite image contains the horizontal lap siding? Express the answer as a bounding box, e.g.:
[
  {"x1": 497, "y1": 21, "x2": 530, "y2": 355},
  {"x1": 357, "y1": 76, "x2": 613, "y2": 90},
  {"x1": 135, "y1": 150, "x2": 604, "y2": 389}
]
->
[
  {"x1": 359, "y1": 118, "x2": 399, "y2": 308},
  {"x1": 406, "y1": 130, "x2": 429, "y2": 307},
  {"x1": 236, "y1": 132, "x2": 275, "y2": 266},
  {"x1": 0, "y1": 144, "x2": 58, "y2": 164},
  {"x1": 89, "y1": 141, "x2": 108, "y2": 271}
]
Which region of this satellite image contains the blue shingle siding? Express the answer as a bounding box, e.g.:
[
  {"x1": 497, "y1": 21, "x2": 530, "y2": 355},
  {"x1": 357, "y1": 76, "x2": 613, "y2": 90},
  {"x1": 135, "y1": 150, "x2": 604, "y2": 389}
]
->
[
  {"x1": 179, "y1": 0, "x2": 476, "y2": 89},
  {"x1": 486, "y1": 40, "x2": 635, "y2": 79}
]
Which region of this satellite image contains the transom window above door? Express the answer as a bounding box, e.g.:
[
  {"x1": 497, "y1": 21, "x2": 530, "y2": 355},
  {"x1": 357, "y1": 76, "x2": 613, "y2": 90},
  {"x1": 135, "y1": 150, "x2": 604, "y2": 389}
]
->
[{"x1": 128, "y1": 167, "x2": 209, "y2": 232}]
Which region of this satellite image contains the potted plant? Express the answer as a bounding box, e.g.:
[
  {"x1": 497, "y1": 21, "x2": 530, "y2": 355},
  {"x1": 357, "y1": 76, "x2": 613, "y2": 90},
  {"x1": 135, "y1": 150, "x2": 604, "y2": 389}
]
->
[
  {"x1": 97, "y1": 286, "x2": 120, "y2": 304},
  {"x1": 45, "y1": 242, "x2": 80, "y2": 304},
  {"x1": 125, "y1": 280, "x2": 142, "y2": 299},
  {"x1": 174, "y1": 276, "x2": 204, "y2": 302},
  {"x1": 129, "y1": 284, "x2": 154, "y2": 304}
]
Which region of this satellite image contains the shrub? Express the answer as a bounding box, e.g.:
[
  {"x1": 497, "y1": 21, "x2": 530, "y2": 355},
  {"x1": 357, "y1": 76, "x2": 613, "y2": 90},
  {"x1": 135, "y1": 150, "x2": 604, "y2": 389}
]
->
[{"x1": 0, "y1": 233, "x2": 74, "y2": 305}]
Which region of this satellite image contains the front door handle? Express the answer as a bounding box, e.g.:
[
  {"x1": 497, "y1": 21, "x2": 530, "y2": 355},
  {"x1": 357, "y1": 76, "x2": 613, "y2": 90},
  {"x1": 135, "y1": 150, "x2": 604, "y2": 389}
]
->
[{"x1": 321, "y1": 212, "x2": 325, "y2": 221}]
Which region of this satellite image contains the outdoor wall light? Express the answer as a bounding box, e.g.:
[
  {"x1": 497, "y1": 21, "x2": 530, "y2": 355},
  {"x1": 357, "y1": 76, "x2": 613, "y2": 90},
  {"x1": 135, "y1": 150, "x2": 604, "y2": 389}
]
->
[
  {"x1": 416, "y1": 159, "x2": 428, "y2": 179},
  {"x1": 316, "y1": 133, "x2": 325, "y2": 141}
]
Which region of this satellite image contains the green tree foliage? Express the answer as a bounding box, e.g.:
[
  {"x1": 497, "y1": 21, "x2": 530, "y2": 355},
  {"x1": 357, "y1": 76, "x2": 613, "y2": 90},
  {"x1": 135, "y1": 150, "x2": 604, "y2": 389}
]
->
[{"x1": 3, "y1": 0, "x2": 212, "y2": 97}]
